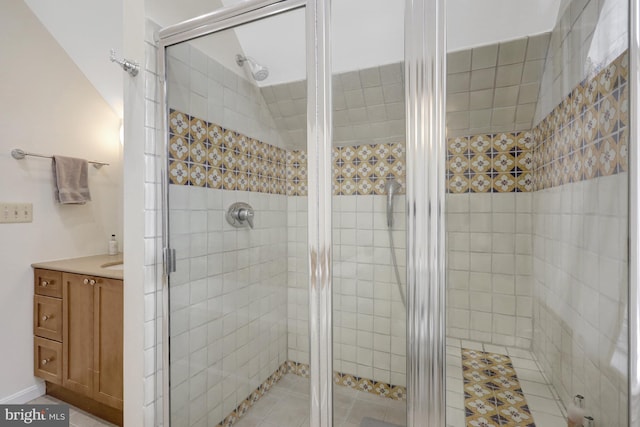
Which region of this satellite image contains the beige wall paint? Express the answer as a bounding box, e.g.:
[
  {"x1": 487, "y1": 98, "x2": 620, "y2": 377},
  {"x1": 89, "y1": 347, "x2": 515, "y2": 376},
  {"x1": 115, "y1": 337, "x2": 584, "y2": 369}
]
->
[{"x1": 0, "y1": 0, "x2": 123, "y2": 403}]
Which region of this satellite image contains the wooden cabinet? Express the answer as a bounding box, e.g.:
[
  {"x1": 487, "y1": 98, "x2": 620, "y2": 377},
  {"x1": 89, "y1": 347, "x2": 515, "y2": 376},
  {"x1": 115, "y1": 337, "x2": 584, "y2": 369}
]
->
[{"x1": 33, "y1": 268, "x2": 123, "y2": 424}]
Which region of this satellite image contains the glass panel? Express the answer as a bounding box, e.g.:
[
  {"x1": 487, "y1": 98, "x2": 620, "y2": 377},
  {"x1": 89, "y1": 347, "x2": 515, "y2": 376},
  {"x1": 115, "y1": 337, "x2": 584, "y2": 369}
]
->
[
  {"x1": 445, "y1": 1, "x2": 629, "y2": 426},
  {"x1": 331, "y1": 2, "x2": 407, "y2": 425},
  {"x1": 165, "y1": 8, "x2": 309, "y2": 427}
]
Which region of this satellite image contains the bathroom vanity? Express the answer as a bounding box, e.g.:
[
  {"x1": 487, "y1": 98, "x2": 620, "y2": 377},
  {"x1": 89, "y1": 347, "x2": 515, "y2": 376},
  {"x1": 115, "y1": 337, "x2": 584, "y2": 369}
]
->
[{"x1": 32, "y1": 254, "x2": 123, "y2": 426}]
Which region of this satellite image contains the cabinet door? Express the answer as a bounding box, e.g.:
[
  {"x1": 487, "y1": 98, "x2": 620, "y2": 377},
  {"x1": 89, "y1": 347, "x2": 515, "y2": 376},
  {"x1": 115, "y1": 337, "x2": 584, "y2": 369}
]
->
[
  {"x1": 93, "y1": 277, "x2": 123, "y2": 409},
  {"x1": 62, "y1": 273, "x2": 94, "y2": 396}
]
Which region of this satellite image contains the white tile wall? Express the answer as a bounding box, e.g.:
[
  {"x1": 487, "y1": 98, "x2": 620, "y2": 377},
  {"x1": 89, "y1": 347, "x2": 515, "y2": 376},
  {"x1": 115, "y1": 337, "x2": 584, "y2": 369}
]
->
[
  {"x1": 446, "y1": 193, "x2": 533, "y2": 348},
  {"x1": 530, "y1": 0, "x2": 629, "y2": 425},
  {"x1": 166, "y1": 44, "x2": 286, "y2": 149},
  {"x1": 287, "y1": 196, "x2": 309, "y2": 365},
  {"x1": 143, "y1": 19, "x2": 162, "y2": 427},
  {"x1": 333, "y1": 195, "x2": 407, "y2": 387},
  {"x1": 169, "y1": 187, "x2": 288, "y2": 427},
  {"x1": 287, "y1": 194, "x2": 407, "y2": 387},
  {"x1": 534, "y1": 0, "x2": 628, "y2": 124},
  {"x1": 532, "y1": 173, "x2": 628, "y2": 426}
]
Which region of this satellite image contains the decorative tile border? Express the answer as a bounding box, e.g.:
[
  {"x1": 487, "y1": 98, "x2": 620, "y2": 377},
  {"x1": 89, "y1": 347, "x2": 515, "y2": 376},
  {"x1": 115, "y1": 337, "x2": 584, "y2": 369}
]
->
[
  {"x1": 532, "y1": 51, "x2": 629, "y2": 190},
  {"x1": 286, "y1": 143, "x2": 406, "y2": 196},
  {"x1": 169, "y1": 109, "x2": 406, "y2": 197},
  {"x1": 171, "y1": 53, "x2": 628, "y2": 197},
  {"x1": 446, "y1": 132, "x2": 534, "y2": 193},
  {"x1": 462, "y1": 348, "x2": 535, "y2": 427},
  {"x1": 287, "y1": 360, "x2": 407, "y2": 401},
  {"x1": 169, "y1": 109, "x2": 287, "y2": 194}
]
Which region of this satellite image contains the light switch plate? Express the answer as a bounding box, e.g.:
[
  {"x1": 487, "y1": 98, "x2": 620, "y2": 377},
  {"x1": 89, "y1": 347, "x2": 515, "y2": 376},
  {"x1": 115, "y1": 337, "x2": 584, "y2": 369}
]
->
[{"x1": 0, "y1": 203, "x2": 33, "y2": 223}]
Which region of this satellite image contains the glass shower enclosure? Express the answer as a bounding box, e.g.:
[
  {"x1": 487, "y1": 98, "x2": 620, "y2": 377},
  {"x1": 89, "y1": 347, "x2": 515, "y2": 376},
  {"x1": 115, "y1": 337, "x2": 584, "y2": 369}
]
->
[{"x1": 155, "y1": 0, "x2": 639, "y2": 426}]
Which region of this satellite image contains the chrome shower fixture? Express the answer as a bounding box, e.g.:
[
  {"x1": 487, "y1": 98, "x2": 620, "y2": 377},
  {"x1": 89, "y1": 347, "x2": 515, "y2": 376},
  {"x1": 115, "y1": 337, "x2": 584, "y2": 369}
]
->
[
  {"x1": 385, "y1": 178, "x2": 401, "y2": 228},
  {"x1": 110, "y1": 49, "x2": 139, "y2": 77},
  {"x1": 235, "y1": 54, "x2": 269, "y2": 81}
]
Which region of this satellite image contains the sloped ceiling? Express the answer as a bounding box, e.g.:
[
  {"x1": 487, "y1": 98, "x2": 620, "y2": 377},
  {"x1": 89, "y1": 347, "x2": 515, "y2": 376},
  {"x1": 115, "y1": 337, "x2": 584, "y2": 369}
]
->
[{"x1": 22, "y1": 0, "x2": 563, "y2": 118}]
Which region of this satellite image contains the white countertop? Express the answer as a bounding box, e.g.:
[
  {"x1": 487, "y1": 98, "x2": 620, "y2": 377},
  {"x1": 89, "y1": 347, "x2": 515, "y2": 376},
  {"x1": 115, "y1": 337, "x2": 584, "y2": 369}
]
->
[{"x1": 32, "y1": 254, "x2": 124, "y2": 280}]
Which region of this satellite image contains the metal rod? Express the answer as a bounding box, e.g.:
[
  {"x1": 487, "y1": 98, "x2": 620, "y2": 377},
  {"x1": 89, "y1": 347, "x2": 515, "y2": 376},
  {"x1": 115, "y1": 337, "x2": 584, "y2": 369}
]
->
[
  {"x1": 406, "y1": 0, "x2": 447, "y2": 425},
  {"x1": 11, "y1": 148, "x2": 109, "y2": 168}
]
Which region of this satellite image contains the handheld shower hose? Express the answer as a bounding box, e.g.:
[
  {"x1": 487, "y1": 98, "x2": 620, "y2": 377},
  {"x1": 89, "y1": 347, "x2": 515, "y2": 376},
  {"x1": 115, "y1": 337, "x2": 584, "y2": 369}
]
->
[{"x1": 385, "y1": 179, "x2": 406, "y2": 308}]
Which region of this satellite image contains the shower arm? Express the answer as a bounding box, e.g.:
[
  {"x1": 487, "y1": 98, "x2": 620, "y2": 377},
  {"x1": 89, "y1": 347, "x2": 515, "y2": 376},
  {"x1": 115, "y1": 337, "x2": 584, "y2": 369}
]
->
[{"x1": 110, "y1": 49, "x2": 140, "y2": 77}]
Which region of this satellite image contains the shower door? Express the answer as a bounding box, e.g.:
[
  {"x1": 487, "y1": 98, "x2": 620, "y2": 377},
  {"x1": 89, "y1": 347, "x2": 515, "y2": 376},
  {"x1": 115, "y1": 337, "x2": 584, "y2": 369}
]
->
[
  {"x1": 158, "y1": 0, "x2": 446, "y2": 426},
  {"x1": 160, "y1": 4, "x2": 310, "y2": 426}
]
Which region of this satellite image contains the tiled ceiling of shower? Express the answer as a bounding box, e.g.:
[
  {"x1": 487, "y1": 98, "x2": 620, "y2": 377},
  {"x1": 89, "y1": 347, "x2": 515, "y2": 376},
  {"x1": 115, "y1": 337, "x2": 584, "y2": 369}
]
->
[{"x1": 260, "y1": 32, "x2": 550, "y2": 149}]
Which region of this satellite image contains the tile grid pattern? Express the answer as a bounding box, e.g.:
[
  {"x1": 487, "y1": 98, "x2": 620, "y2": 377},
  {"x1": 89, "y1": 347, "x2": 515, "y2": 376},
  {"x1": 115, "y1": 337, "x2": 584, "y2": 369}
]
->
[
  {"x1": 462, "y1": 348, "x2": 535, "y2": 426},
  {"x1": 168, "y1": 187, "x2": 288, "y2": 427},
  {"x1": 446, "y1": 33, "x2": 551, "y2": 138},
  {"x1": 446, "y1": 193, "x2": 534, "y2": 349},
  {"x1": 446, "y1": 132, "x2": 534, "y2": 193},
  {"x1": 531, "y1": 51, "x2": 629, "y2": 190}
]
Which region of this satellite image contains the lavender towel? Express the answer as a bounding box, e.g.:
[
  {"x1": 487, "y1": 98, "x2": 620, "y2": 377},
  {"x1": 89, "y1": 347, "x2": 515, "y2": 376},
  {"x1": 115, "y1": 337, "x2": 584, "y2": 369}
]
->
[{"x1": 52, "y1": 156, "x2": 91, "y2": 204}]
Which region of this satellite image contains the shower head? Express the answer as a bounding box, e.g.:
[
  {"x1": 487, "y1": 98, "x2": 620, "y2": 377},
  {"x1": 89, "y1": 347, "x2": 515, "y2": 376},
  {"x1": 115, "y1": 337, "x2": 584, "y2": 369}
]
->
[{"x1": 235, "y1": 54, "x2": 269, "y2": 82}]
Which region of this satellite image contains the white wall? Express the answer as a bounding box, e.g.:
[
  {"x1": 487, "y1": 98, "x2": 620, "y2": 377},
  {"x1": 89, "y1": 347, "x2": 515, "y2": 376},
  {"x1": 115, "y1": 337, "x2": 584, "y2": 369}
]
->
[
  {"x1": 24, "y1": 0, "x2": 124, "y2": 117},
  {"x1": 0, "y1": 0, "x2": 123, "y2": 403},
  {"x1": 123, "y1": 2, "x2": 149, "y2": 427}
]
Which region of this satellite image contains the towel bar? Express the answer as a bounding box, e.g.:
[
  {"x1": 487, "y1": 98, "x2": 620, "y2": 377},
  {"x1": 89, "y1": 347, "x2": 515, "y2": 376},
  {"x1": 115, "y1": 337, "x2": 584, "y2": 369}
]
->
[{"x1": 11, "y1": 149, "x2": 108, "y2": 169}]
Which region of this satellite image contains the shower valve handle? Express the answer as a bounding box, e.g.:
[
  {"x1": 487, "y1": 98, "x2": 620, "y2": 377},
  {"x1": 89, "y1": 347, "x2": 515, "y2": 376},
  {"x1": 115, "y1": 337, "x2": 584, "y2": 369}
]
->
[
  {"x1": 237, "y1": 208, "x2": 254, "y2": 229},
  {"x1": 226, "y1": 202, "x2": 255, "y2": 229}
]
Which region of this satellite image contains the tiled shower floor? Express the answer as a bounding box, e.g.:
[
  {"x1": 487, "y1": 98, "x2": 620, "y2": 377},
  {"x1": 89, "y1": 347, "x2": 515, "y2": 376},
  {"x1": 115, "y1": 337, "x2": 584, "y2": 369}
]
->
[
  {"x1": 232, "y1": 339, "x2": 565, "y2": 427},
  {"x1": 231, "y1": 373, "x2": 406, "y2": 427},
  {"x1": 447, "y1": 338, "x2": 566, "y2": 427},
  {"x1": 27, "y1": 340, "x2": 565, "y2": 427}
]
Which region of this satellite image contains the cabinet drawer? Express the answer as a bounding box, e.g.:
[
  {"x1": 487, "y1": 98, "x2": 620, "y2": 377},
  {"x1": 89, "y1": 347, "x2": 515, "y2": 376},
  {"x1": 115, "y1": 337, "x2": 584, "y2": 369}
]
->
[
  {"x1": 34, "y1": 295, "x2": 62, "y2": 342},
  {"x1": 34, "y1": 337, "x2": 62, "y2": 385},
  {"x1": 34, "y1": 269, "x2": 62, "y2": 298}
]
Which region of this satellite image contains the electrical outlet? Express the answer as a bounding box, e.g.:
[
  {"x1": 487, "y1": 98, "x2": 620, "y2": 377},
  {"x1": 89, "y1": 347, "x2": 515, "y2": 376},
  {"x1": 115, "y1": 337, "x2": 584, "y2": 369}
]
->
[{"x1": 0, "y1": 203, "x2": 33, "y2": 223}]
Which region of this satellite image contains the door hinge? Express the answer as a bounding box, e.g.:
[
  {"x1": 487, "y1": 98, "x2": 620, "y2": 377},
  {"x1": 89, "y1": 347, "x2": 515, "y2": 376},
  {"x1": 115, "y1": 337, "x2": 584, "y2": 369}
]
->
[{"x1": 163, "y1": 247, "x2": 176, "y2": 274}]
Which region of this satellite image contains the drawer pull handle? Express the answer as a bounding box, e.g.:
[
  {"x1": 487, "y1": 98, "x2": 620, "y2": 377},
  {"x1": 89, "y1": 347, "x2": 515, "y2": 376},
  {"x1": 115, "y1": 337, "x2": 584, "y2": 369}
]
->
[
  {"x1": 41, "y1": 358, "x2": 52, "y2": 365},
  {"x1": 42, "y1": 315, "x2": 50, "y2": 322},
  {"x1": 83, "y1": 278, "x2": 89, "y2": 285},
  {"x1": 41, "y1": 281, "x2": 49, "y2": 287},
  {"x1": 89, "y1": 279, "x2": 96, "y2": 285}
]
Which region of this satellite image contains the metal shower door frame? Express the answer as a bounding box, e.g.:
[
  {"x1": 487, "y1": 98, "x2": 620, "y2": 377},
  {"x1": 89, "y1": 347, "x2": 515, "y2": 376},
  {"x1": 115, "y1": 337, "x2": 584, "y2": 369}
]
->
[
  {"x1": 155, "y1": 0, "x2": 447, "y2": 425},
  {"x1": 629, "y1": 0, "x2": 640, "y2": 424}
]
